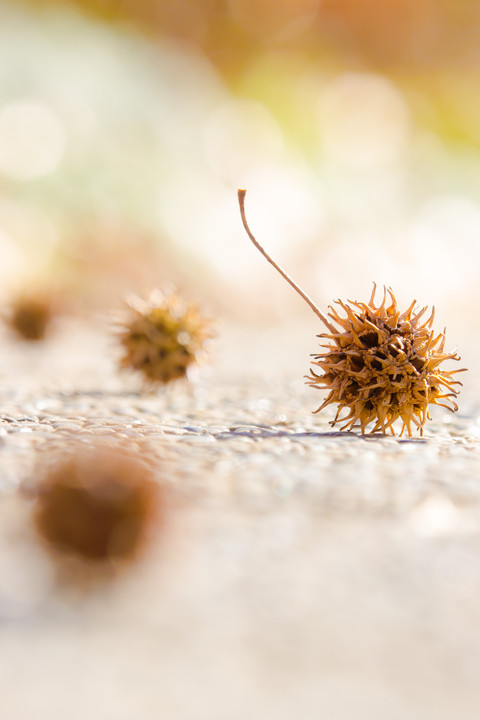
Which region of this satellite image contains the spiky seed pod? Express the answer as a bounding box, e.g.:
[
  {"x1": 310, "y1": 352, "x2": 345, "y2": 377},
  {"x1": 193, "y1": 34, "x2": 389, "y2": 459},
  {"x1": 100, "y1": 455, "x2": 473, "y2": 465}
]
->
[
  {"x1": 117, "y1": 289, "x2": 213, "y2": 385},
  {"x1": 8, "y1": 292, "x2": 53, "y2": 341},
  {"x1": 237, "y1": 189, "x2": 466, "y2": 437},
  {"x1": 307, "y1": 285, "x2": 465, "y2": 436},
  {"x1": 33, "y1": 443, "x2": 163, "y2": 568}
]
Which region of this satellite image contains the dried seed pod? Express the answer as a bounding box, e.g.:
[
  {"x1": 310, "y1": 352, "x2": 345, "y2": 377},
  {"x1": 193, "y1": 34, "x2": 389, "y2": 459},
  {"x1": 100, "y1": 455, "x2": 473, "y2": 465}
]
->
[
  {"x1": 117, "y1": 289, "x2": 213, "y2": 386},
  {"x1": 33, "y1": 443, "x2": 163, "y2": 569},
  {"x1": 238, "y1": 189, "x2": 466, "y2": 436},
  {"x1": 8, "y1": 292, "x2": 54, "y2": 341},
  {"x1": 307, "y1": 286, "x2": 465, "y2": 436}
]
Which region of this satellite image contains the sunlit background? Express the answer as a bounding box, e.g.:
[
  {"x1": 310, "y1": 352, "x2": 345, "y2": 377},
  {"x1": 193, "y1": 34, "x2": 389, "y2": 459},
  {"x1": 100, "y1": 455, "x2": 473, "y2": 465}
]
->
[
  {"x1": 1, "y1": 0, "x2": 480, "y2": 341},
  {"x1": 3, "y1": 3, "x2": 480, "y2": 719}
]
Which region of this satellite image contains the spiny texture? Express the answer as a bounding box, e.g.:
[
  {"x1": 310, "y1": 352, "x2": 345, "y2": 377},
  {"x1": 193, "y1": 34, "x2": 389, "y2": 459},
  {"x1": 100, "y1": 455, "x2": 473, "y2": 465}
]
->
[
  {"x1": 118, "y1": 289, "x2": 213, "y2": 385},
  {"x1": 307, "y1": 286, "x2": 465, "y2": 437}
]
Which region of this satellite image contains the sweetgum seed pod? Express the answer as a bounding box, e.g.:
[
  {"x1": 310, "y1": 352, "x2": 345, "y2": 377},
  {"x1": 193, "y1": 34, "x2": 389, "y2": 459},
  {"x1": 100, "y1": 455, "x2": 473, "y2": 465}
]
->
[
  {"x1": 117, "y1": 288, "x2": 213, "y2": 386},
  {"x1": 237, "y1": 189, "x2": 466, "y2": 437}
]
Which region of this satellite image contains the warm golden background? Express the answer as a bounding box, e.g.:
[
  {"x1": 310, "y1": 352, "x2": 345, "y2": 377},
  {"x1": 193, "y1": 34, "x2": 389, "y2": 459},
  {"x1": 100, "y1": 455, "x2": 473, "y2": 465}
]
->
[
  {"x1": 1, "y1": 0, "x2": 479, "y2": 339},
  {"x1": 3, "y1": 5, "x2": 480, "y2": 720}
]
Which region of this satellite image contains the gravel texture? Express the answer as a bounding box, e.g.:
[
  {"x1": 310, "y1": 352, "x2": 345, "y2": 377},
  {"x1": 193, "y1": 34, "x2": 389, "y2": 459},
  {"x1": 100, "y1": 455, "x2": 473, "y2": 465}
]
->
[{"x1": 1, "y1": 320, "x2": 480, "y2": 720}]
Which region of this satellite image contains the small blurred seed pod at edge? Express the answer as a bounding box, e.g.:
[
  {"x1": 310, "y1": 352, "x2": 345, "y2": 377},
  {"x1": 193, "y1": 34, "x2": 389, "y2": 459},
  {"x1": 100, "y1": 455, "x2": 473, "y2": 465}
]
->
[{"x1": 7, "y1": 290, "x2": 56, "y2": 341}]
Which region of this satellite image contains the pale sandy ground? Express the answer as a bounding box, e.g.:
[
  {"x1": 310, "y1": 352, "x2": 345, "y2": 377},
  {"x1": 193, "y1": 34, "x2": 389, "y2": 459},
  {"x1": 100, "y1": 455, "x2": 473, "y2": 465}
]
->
[{"x1": 1, "y1": 318, "x2": 480, "y2": 720}]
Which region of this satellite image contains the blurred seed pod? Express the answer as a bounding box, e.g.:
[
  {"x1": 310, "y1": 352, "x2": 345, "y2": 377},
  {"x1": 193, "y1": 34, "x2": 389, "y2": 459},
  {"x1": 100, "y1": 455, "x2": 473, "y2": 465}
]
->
[
  {"x1": 33, "y1": 442, "x2": 164, "y2": 578},
  {"x1": 116, "y1": 288, "x2": 214, "y2": 386},
  {"x1": 7, "y1": 291, "x2": 55, "y2": 341}
]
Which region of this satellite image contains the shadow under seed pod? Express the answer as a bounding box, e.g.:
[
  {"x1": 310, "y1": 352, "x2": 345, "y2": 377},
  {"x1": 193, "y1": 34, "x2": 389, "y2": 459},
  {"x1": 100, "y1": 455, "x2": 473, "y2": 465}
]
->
[
  {"x1": 33, "y1": 443, "x2": 163, "y2": 579},
  {"x1": 237, "y1": 189, "x2": 467, "y2": 437},
  {"x1": 116, "y1": 288, "x2": 214, "y2": 387}
]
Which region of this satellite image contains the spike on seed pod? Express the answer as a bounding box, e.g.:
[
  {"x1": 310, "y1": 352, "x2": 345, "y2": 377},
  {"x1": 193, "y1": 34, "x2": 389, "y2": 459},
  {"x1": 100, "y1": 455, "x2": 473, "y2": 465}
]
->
[
  {"x1": 116, "y1": 288, "x2": 214, "y2": 386},
  {"x1": 237, "y1": 189, "x2": 466, "y2": 437},
  {"x1": 33, "y1": 443, "x2": 163, "y2": 574}
]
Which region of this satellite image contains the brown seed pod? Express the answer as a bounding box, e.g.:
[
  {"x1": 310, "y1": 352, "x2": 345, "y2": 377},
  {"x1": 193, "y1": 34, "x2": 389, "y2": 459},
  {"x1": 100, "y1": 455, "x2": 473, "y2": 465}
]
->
[
  {"x1": 117, "y1": 289, "x2": 214, "y2": 386},
  {"x1": 33, "y1": 443, "x2": 163, "y2": 570},
  {"x1": 238, "y1": 189, "x2": 466, "y2": 436},
  {"x1": 8, "y1": 292, "x2": 54, "y2": 341}
]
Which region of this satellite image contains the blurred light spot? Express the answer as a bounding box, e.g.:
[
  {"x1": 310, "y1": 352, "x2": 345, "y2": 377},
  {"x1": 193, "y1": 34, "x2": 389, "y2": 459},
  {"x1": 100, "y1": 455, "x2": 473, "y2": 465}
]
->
[
  {"x1": 405, "y1": 196, "x2": 480, "y2": 298},
  {"x1": 319, "y1": 230, "x2": 397, "y2": 302},
  {"x1": 0, "y1": 202, "x2": 60, "y2": 285},
  {"x1": 0, "y1": 101, "x2": 66, "y2": 180},
  {"x1": 0, "y1": 228, "x2": 22, "y2": 284},
  {"x1": 204, "y1": 99, "x2": 285, "y2": 182},
  {"x1": 271, "y1": 476, "x2": 294, "y2": 498},
  {"x1": 242, "y1": 163, "x2": 327, "y2": 257},
  {"x1": 158, "y1": 171, "x2": 258, "y2": 278},
  {"x1": 409, "y1": 496, "x2": 465, "y2": 537},
  {"x1": 58, "y1": 94, "x2": 96, "y2": 155},
  {"x1": 158, "y1": 159, "x2": 325, "y2": 292},
  {"x1": 319, "y1": 73, "x2": 410, "y2": 168}
]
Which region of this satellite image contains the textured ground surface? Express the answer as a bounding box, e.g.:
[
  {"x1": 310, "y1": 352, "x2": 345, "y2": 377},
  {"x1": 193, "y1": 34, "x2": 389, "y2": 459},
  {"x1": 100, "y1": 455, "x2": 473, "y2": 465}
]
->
[{"x1": 1, "y1": 320, "x2": 480, "y2": 720}]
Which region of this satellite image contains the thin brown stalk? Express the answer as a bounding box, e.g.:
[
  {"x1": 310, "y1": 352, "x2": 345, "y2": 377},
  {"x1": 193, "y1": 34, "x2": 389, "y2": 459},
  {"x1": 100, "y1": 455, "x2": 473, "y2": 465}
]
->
[{"x1": 237, "y1": 189, "x2": 335, "y2": 332}]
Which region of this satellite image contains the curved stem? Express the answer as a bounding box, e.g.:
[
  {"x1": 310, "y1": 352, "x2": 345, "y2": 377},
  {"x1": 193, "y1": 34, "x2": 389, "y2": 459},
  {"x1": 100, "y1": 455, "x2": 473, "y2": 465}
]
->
[{"x1": 237, "y1": 189, "x2": 335, "y2": 332}]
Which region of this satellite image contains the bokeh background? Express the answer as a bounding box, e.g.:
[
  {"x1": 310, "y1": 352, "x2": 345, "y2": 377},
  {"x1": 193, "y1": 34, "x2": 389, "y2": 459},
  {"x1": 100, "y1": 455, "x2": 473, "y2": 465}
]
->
[
  {"x1": 3, "y1": 4, "x2": 480, "y2": 720},
  {"x1": 2, "y1": 0, "x2": 480, "y2": 340}
]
